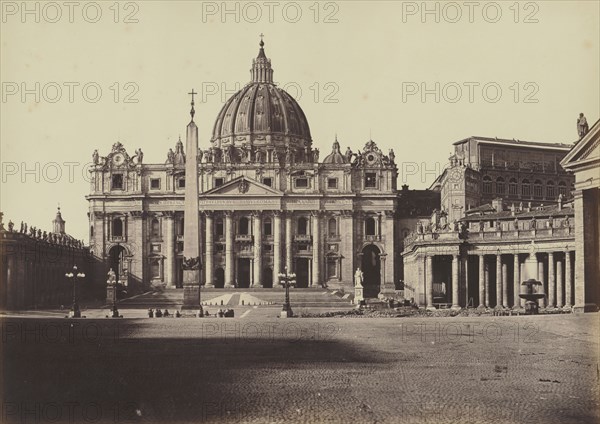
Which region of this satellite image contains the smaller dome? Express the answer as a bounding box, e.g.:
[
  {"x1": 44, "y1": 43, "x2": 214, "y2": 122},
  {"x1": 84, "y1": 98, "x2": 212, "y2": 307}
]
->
[{"x1": 323, "y1": 139, "x2": 347, "y2": 164}]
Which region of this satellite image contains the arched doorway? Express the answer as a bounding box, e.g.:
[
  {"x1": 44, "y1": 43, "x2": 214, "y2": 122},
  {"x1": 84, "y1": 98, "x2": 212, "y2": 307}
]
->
[
  {"x1": 215, "y1": 267, "x2": 225, "y2": 288},
  {"x1": 108, "y1": 245, "x2": 127, "y2": 282},
  {"x1": 263, "y1": 267, "x2": 273, "y2": 288},
  {"x1": 361, "y1": 245, "x2": 381, "y2": 298}
]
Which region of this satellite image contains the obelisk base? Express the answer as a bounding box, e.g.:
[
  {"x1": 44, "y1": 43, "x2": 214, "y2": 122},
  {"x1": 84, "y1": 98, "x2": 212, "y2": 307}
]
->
[{"x1": 182, "y1": 269, "x2": 202, "y2": 311}]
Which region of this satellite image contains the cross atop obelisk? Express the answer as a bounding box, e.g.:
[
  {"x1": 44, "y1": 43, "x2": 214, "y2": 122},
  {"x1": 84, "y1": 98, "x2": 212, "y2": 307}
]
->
[{"x1": 188, "y1": 89, "x2": 197, "y2": 120}]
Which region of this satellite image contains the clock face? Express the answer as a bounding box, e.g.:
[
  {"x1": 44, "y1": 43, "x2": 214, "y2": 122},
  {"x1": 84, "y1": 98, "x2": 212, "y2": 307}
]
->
[
  {"x1": 113, "y1": 153, "x2": 124, "y2": 165},
  {"x1": 366, "y1": 153, "x2": 377, "y2": 165}
]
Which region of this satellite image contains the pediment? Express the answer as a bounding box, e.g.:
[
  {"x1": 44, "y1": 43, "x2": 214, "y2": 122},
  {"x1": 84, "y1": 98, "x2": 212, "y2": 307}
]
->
[
  {"x1": 561, "y1": 119, "x2": 600, "y2": 169},
  {"x1": 203, "y1": 176, "x2": 283, "y2": 197}
]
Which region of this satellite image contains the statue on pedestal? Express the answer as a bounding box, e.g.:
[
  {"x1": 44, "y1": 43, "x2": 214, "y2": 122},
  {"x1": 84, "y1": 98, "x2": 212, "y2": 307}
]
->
[
  {"x1": 354, "y1": 267, "x2": 364, "y2": 287},
  {"x1": 107, "y1": 268, "x2": 116, "y2": 285}
]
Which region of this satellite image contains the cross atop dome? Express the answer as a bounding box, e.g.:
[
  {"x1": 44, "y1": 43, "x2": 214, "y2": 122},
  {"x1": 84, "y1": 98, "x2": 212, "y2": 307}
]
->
[{"x1": 251, "y1": 35, "x2": 273, "y2": 83}]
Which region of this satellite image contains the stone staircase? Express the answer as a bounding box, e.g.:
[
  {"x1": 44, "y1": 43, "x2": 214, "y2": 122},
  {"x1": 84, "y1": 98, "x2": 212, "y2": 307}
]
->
[{"x1": 117, "y1": 287, "x2": 354, "y2": 310}]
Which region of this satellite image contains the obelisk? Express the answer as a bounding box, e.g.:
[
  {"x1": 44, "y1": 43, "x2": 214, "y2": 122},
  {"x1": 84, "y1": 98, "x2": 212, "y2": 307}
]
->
[{"x1": 182, "y1": 89, "x2": 203, "y2": 312}]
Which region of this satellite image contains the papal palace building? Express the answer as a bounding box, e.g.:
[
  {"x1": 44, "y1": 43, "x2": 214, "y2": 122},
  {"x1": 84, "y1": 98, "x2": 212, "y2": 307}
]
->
[{"x1": 81, "y1": 39, "x2": 598, "y2": 309}]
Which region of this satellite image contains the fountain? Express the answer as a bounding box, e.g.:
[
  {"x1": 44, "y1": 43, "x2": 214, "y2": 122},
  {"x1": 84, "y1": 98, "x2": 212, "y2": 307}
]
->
[{"x1": 519, "y1": 241, "x2": 546, "y2": 315}]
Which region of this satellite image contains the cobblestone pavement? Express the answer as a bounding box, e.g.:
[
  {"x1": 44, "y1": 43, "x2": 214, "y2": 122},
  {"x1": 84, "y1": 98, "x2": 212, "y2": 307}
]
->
[{"x1": 1, "y1": 314, "x2": 598, "y2": 424}]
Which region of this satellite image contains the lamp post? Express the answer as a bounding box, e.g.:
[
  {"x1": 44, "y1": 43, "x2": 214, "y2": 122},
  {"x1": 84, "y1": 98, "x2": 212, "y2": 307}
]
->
[
  {"x1": 65, "y1": 265, "x2": 85, "y2": 318},
  {"x1": 278, "y1": 266, "x2": 296, "y2": 318}
]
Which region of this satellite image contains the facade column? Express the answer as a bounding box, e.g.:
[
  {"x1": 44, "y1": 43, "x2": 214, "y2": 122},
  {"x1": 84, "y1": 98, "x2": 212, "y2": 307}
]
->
[
  {"x1": 572, "y1": 190, "x2": 586, "y2": 312},
  {"x1": 164, "y1": 213, "x2": 176, "y2": 288},
  {"x1": 224, "y1": 211, "x2": 234, "y2": 288},
  {"x1": 204, "y1": 212, "x2": 214, "y2": 288},
  {"x1": 311, "y1": 211, "x2": 320, "y2": 287},
  {"x1": 502, "y1": 261, "x2": 509, "y2": 308},
  {"x1": 556, "y1": 256, "x2": 564, "y2": 308},
  {"x1": 538, "y1": 255, "x2": 546, "y2": 307},
  {"x1": 426, "y1": 255, "x2": 434, "y2": 309},
  {"x1": 565, "y1": 250, "x2": 572, "y2": 308},
  {"x1": 273, "y1": 211, "x2": 282, "y2": 286},
  {"x1": 253, "y1": 212, "x2": 262, "y2": 287},
  {"x1": 285, "y1": 212, "x2": 293, "y2": 273},
  {"x1": 496, "y1": 253, "x2": 502, "y2": 308},
  {"x1": 548, "y1": 252, "x2": 555, "y2": 307},
  {"x1": 513, "y1": 254, "x2": 520, "y2": 308},
  {"x1": 451, "y1": 254, "x2": 460, "y2": 309},
  {"x1": 484, "y1": 259, "x2": 490, "y2": 307},
  {"x1": 478, "y1": 254, "x2": 485, "y2": 308}
]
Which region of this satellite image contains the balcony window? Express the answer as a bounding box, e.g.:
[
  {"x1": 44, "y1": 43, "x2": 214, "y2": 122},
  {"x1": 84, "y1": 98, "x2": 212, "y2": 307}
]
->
[
  {"x1": 365, "y1": 217, "x2": 376, "y2": 236},
  {"x1": 508, "y1": 178, "x2": 517, "y2": 196},
  {"x1": 263, "y1": 218, "x2": 272, "y2": 236},
  {"x1": 546, "y1": 181, "x2": 556, "y2": 199},
  {"x1": 297, "y1": 217, "x2": 308, "y2": 235},
  {"x1": 239, "y1": 217, "x2": 249, "y2": 235},
  {"x1": 533, "y1": 180, "x2": 543, "y2": 198},
  {"x1": 496, "y1": 177, "x2": 505, "y2": 195},
  {"x1": 328, "y1": 218, "x2": 337, "y2": 236},
  {"x1": 216, "y1": 219, "x2": 224, "y2": 237},
  {"x1": 150, "y1": 178, "x2": 160, "y2": 190},
  {"x1": 113, "y1": 218, "x2": 123, "y2": 237},
  {"x1": 328, "y1": 178, "x2": 338, "y2": 189},
  {"x1": 295, "y1": 178, "x2": 308, "y2": 188},
  {"x1": 111, "y1": 174, "x2": 124, "y2": 190},
  {"x1": 558, "y1": 181, "x2": 567, "y2": 197},
  {"x1": 177, "y1": 218, "x2": 184, "y2": 236},
  {"x1": 365, "y1": 173, "x2": 377, "y2": 188},
  {"x1": 482, "y1": 176, "x2": 492, "y2": 194},
  {"x1": 521, "y1": 179, "x2": 531, "y2": 197},
  {"x1": 151, "y1": 218, "x2": 160, "y2": 238}
]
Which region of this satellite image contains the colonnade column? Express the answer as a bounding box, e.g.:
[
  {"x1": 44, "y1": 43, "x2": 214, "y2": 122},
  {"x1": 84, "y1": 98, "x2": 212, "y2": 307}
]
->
[
  {"x1": 204, "y1": 212, "x2": 214, "y2": 288},
  {"x1": 556, "y1": 255, "x2": 564, "y2": 308},
  {"x1": 253, "y1": 212, "x2": 262, "y2": 288},
  {"x1": 548, "y1": 252, "x2": 555, "y2": 307},
  {"x1": 451, "y1": 254, "x2": 460, "y2": 309},
  {"x1": 484, "y1": 259, "x2": 490, "y2": 307},
  {"x1": 565, "y1": 250, "x2": 572, "y2": 308},
  {"x1": 496, "y1": 253, "x2": 502, "y2": 308},
  {"x1": 426, "y1": 255, "x2": 434, "y2": 309},
  {"x1": 478, "y1": 254, "x2": 485, "y2": 309},
  {"x1": 285, "y1": 212, "x2": 293, "y2": 274},
  {"x1": 224, "y1": 211, "x2": 234, "y2": 288},
  {"x1": 273, "y1": 211, "x2": 282, "y2": 286},
  {"x1": 502, "y1": 261, "x2": 509, "y2": 308},
  {"x1": 538, "y1": 255, "x2": 546, "y2": 307},
  {"x1": 311, "y1": 211, "x2": 320, "y2": 288},
  {"x1": 513, "y1": 254, "x2": 520, "y2": 308}
]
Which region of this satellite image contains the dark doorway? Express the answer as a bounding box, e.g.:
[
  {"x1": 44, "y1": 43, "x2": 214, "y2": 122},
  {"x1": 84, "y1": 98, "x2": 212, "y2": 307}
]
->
[
  {"x1": 108, "y1": 245, "x2": 126, "y2": 282},
  {"x1": 263, "y1": 267, "x2": 273, "y2": 288},
  {"x1": 296, "y1": 258, "x2": 310, "y2": 288},
  {"x1": 237, "y1": 259, "x2": 251, "y2": 288},
  {"x1": 361, "y1": 245, "x2": 381, "y2": 298},
  {"x1": 215, "y1": 267, "x2": 225, "y2": 288}
]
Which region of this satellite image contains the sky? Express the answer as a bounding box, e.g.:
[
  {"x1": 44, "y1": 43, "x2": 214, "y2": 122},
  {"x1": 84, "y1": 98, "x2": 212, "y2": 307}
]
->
[{"x1": 1, "y1": 0, "x2": 599, "y2": 240}]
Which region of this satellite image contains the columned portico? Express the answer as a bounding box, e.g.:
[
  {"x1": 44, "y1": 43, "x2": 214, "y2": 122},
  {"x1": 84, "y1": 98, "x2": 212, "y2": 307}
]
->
[
  {"x1": 496, "y1": 253, "x2": 502, "y2": 308},
  {"x1": 556, "y1": 255, "x2": 564, "y2": 308},
  {"x1": 285, "y1": 213, "x2": 293, "y2": 273},
  {"x1": 513, "y1": 254, "x2": 520, "y2": 308},
  {"x1": 565, "y1": 250, "x2": 572, "y2": 308},
  {"x1": 548, "y1": 252, "x2": 555, "y2": 307}
]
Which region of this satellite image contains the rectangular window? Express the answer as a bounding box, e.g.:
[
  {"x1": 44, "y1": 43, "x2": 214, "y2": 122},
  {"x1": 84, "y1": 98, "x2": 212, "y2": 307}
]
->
[
  {"x1": 263, "y1": 244, "x2": 272, "y2": 252},
  {"x1": 111, "y1": 174, "x2": 124, "y2": 190},
  {"x1": 365, "y1": 173, "x2": 377, "y2": 188},
  {"x1": 295, "y1": 178, "x2": 308, "y2": 188},
  {"x1": 177, "y1": 178, "x2": 186, "y2": 189},
  {"x1": 298, "y1": 244, "x2": 308, "y2": 251},
  {"x1": 262, "y1": 177, "x2": 272, "y2": 187},
  {"x1": 263, "y1": 220, "x2": 272, "y2": 236},
  {"x1": 150, "y1": 178, "x2": 160, "y2": 190},
  {"x1": 214, "y1": 177, "x2": 224, "y2": 187},
  {"x1": 327, "y1": 178, "x2": 338, "y2": 189},
  {"x1": 216, "y1": 244, "x2": 224, "y2": 253},
  {"x1": 176, "y1": 241, "x2": 184, "y2": 252}
]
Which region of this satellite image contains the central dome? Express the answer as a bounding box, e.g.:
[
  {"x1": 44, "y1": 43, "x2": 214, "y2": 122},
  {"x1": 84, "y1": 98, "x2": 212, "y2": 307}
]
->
[{"x1": 211, "y1": 40, "x2": 312, "y2": 152}]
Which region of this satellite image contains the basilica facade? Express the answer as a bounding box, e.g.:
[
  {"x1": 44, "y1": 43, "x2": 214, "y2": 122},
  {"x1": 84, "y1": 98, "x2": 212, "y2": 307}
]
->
[{"x1": 86, "y1": 41, "x2": 401, "y2": 297}]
